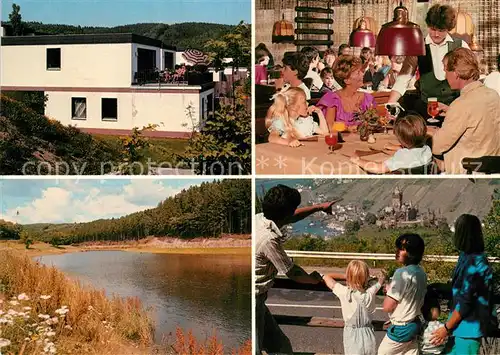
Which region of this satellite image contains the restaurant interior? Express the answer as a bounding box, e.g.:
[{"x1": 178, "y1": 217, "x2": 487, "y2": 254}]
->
[{"x1": 255, "y1": 0, "x2": 500, "y2": 175}]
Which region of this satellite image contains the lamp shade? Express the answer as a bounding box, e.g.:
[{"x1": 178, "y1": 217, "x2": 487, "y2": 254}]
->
[
  {"x1": 375, "y1": 2, "x2": 425, "y2": 56},
  {"x1": 272, "y1": 15, "x2": 294, "y2": 44},
  {"x1": 469, "y1": 34, "x2": 483, "y2": 53},
  {"x1": 349, "y1": 19, "x2": 376, "y2": 48},
  {"x1": 450, "y1": 9, "x2": 474, "y2": 43}
]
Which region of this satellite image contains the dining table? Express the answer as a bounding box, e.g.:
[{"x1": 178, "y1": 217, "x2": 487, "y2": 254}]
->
[{"x1": 255, "y1": 127, "x2": 438, "y2": 175}]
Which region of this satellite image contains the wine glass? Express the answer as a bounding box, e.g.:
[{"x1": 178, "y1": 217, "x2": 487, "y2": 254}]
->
[
  {"x1": 325, "y1": 133, "x2": 338, "y2": 154},
  {"x1": 427, "y1": 97, "x2": 440, "y2": 123}
]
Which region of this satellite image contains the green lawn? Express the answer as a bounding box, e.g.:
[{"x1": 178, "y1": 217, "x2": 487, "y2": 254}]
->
[{"x1": 93, "y1": 134, "x2": 189, "y2": 166}]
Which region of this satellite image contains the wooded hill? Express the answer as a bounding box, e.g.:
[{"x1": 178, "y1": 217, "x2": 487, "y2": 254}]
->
[
  {"x1": 11, "y1": 179, "x2": 251, "y2": 244},
  {"x1": 23, "y1": 21, "x2": 235, "y2": 50}
]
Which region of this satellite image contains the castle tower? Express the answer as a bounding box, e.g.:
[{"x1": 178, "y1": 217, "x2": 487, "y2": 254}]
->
[{"x1": 392, "y1": 186, "x2": 403, "y2": 212}]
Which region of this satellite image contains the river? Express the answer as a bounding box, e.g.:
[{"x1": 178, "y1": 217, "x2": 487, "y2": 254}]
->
[{"x1": 36, "y1": 250, "x2": 251, "y2": 350}]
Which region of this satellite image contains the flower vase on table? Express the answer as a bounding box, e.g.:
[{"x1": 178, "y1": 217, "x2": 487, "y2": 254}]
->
[{"x1": 355, "y1": 108, "x2": 384, "y2": 142}]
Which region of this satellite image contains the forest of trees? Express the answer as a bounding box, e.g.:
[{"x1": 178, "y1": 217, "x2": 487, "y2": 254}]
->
[
  {"x1": 19, "y1": 179, "x2": 251, "y2": 245},
  {"x1": 21, "y1": 21, "x2": 235, "y2": 50}
]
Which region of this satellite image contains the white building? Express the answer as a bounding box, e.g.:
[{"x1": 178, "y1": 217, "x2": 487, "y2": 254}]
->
[{"x1": 0, "y1": 33, "x2": 215, "y2": 137}]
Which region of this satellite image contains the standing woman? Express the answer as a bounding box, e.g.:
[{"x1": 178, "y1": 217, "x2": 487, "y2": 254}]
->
[{"x1": 430, "y1": 214, "x2": 494, "y2": 355}]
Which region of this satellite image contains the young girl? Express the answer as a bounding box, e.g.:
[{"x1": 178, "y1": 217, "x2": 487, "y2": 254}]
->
[
  {"x1": 267, "y1": 87, "x2": 329, "y2": 147},
  {"x1": 350, "y1": 114, "x2": 433, "y2": 174},
  {"x1": 322, "y1": 260, "x2": 387, "y2": 355}
]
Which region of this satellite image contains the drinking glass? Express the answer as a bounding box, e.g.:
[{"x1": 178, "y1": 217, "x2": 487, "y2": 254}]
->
[
  {"x1": 325, "y1": 133, "x2": 338, "y2": 154},
  {"x1": 427, "y1": 97, "x2": 439, "y2": 123}
]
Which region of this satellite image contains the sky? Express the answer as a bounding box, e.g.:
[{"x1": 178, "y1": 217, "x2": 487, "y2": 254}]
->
[
  {"x1": 1, "y1": 0, "x2": 250, "y2": 27},
  {"x1": 0, "y1": 178, "x2": 214, "y2": 224}
]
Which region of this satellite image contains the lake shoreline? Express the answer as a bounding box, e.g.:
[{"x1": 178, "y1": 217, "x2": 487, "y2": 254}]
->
[{"x1": 0, "y1": 236, "x2": 251, "y2": 257}]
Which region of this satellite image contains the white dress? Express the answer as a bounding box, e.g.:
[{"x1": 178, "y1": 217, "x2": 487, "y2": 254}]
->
[{"x1": 268, "y1": 117, "x2": 318, "y2": 139}]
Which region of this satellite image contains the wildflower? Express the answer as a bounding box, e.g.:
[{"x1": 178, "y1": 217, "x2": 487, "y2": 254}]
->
[
  {"x1": 9, "y1": 300, "x2": 19, "y2": 306},
  {"x1": 7, "y1": 309, "x2": 17, "y2": 316},
  {"x1": 46, "y1": 331, "x2": 56, "y2": 337},
  {"x1": 87, "y1": 305, "x2": 94, "y2": 311},
  {"x1": 0, "y1": 338, "x2": 11, "y2": 348},
  {"x1": 64, "y1": 325, "x2": 72, "y2": 330},
  {"x1": 40, "y1": 295, "x2": 51, "y2": 300},
  {"x1": 55, "y1": 307, "x2": 69, "y2": 315},
  {"x1": 23, "y1": 306, "x2": 32, "y2": 311},
  {"x1": 38, "y1": 314, "x2": 50, "y2": 320},
  {"x1": 17, "y1": 293, "x2": 30, "y2": 301}
]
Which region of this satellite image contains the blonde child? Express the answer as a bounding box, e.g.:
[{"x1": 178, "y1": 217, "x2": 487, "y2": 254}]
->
[
  {"x1": 350, "y1": 114, "x2": 432, "y2": 174},
  {"x1": 266, "y1": 87, "x2": 329, "y2": 147},
  {"x1": 322, "y1": 261, "x2": 387, "y2": 355}
]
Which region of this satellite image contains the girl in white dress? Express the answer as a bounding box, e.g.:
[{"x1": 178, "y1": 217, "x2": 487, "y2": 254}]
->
[
  {"x1": 322, "y1": 261, "x2": 387, "y2": 355},
  {"x1": 267, "y1": 87, "x2": 329, "y2": 147}
]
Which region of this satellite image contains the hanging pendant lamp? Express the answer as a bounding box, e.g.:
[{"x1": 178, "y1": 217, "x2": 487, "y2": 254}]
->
[
  {"x1": 272, "y1": 0, "x2": 294, "y2": 44},
  {"x1": 375, "y1": 1, "x2": 425, "y2": 56},
  {"x1": 349, "y1": 17, "x2": 376, "y2": 48}
]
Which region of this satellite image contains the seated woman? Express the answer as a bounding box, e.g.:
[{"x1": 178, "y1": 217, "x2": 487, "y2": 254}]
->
[
  {"x1": 316, "y1": 55, "x2": 376, "y2": 132},
  {"x1": 267, "y1": 87, "x2": 329, "y2": 147}
]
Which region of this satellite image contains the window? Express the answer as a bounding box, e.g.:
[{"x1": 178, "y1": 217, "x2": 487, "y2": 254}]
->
[
  {"x1": 71, "y1": 97, "x2": 87, "y2": 120},
  {"x1": 101, "y1": 98, "x2": 117, "y2": 121},
  {"x1": 46, "y1": 48, "x2": 61, "y2": 70},
  {"x1": 164, "y1": 52, "x2": 174, "y2": 70}
]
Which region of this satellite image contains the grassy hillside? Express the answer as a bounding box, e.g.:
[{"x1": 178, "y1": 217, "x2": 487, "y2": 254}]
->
[
  {"x1": 0, "y1": 95, "x2": 121, "y2": 175},
  {"x1": 24, "y1": 21, "x2": 235, "y2": 49}
]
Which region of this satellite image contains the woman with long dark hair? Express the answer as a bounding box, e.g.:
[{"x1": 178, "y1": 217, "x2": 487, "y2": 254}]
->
[{"x1": 430, "y1": 214, "x2": 494, "y2": 354}]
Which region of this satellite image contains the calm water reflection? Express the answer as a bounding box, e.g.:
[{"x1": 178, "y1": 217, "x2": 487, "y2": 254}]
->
[{"x1": 36, "y1": 251, "x2": 251, "y2": 349}]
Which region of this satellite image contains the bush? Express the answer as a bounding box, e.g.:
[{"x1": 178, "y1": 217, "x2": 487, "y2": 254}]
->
[{"x1": 182, "y1": 98, "x2": 251, "y2": 175}]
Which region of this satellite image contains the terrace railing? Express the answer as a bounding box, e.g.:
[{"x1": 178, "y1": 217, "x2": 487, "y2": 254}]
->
[
  {"x1": 266, "y1": 251, "x2": 500, "y2": 355},
  {"x1": 132, "y1": 69, "x2": 213, "y2": 87}
]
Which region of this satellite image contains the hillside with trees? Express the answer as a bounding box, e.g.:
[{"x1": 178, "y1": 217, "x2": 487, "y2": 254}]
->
[
  {"x1": 14, "y1": 21, "x2": 235, "y2": 50},
  {"x1": 23, "y1": 179, "x2": 251, "y2": 244}
]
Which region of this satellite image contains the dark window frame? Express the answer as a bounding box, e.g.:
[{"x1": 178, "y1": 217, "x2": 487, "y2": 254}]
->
[
  {"x1": 46, "y1": 48, "x2": 61, "y2": 70},
  {"x1": 71, "y1": 97, "x2": 87, "y2": 120},
  {"x1": 101, "y1": 98, "x2": 118, "y2": 121}
]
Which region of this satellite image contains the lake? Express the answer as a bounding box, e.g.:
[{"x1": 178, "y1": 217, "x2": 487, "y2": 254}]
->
[{"x1": 36, "y1": 251, "x2": 251, "y2": 350}]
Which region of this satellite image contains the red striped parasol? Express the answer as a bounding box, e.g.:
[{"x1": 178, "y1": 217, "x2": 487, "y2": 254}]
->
[{"x1": 182, "y1": 49, "x2": 208, "y2": 65}]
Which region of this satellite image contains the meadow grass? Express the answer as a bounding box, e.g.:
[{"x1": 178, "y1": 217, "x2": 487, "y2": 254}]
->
[
  {"x1": 0, "y1": 250, "x2": 154, "y2": 354},
  {"x1": 0, "y1": 249, "x2": 252, "y2": 355}
]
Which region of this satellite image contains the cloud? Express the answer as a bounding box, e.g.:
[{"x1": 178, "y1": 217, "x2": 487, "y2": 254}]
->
[
  {"x1": 122, "y1": 180, "x2": 186, "y2": 206},
  {"x1": 1, "y1": 180, "x2": 186, "y2": 225}
]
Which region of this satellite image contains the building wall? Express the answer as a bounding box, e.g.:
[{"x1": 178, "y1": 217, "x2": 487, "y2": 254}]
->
[
  {"x1": 45, "y1": 89, "x2": 203, "y2": 134},
  {"x1": 1, "y1": 43, "x2": 133, "y2": 88}
]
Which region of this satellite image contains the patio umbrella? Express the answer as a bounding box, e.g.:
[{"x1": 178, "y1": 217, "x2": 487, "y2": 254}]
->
[{"x1": 182, "y1": 49, "x2": 208, "y2": 65}]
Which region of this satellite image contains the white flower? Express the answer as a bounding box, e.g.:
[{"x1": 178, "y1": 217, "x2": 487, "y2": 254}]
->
[
  {"x1": 40, "y1": 295, "x2": 51, "y2": 300},
  {"x1": 64, "y1": 325, "x2": 72, "y2": 330},
  {"x1": 7, "y1": 309, "x2": 17, "y2": 316},
  {"x1": 0, "y1": 338, "x2": 11, "y2": 348},
  {"x1": 23, "y1": 306, "x2": 32, "y2": 311},
  {"x1": 38, "y1": 314, "x2": 50, "y2": 320},
  {"x1": 55, "y1": 308, "x2": 69, "y2": 315},
  {"x1": 9, "y1": 300, "x2": 19, "y2": 306},
  {"x1": 46, "y1": 331, "x2": 56, "y2": 337},
  {"x1": 17, "y1": 293, "x2": 30, "y2": 301}
]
